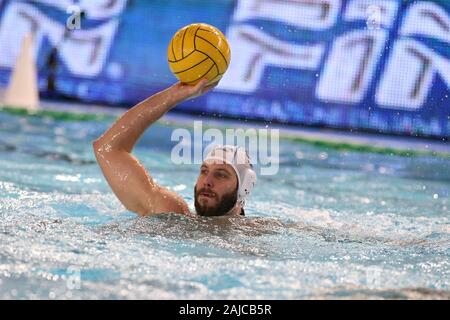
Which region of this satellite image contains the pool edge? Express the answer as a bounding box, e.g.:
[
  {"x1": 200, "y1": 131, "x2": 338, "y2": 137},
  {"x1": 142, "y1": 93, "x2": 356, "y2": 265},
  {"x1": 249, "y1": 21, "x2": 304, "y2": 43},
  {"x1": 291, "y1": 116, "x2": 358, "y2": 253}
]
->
[{"x1": 2, "y1": 103, "x2": 449, "y2": 159}]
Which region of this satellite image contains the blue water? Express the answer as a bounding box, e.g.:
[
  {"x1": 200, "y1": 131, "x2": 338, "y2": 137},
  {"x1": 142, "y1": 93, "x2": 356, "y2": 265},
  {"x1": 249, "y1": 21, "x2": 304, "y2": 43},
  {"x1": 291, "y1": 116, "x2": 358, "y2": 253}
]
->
[{"x1": 0, "y1": 110, "x2": 449, "y2": 299}]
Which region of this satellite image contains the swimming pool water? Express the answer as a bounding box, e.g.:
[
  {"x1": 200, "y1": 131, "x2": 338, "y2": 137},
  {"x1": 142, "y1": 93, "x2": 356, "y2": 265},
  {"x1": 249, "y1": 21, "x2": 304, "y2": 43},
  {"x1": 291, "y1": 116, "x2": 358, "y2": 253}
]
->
[{"x1": 0, "y1": 110, "x2": 448, "y2": 299}]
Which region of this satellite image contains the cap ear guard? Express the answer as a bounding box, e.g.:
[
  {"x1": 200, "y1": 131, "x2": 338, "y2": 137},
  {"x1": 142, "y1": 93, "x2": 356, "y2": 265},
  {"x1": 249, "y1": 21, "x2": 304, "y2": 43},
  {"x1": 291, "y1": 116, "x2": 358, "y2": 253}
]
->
[{"x1": 237, "y1": 165, "x2": 257, "y2": 206}]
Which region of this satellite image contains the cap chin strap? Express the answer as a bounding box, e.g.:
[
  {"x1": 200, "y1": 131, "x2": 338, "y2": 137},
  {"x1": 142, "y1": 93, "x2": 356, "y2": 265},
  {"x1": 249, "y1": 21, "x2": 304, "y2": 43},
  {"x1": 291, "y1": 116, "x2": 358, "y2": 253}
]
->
[{"x1": 224, "y1": 205, "x2": 245, "y2": 217}]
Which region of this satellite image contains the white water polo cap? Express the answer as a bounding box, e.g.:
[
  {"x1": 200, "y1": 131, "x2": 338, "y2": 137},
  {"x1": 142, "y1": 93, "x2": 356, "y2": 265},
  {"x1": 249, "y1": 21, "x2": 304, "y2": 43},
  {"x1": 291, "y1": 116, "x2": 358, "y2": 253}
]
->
[{"x1": 204, "y1": 145, "x2": 257, "y2": 206}]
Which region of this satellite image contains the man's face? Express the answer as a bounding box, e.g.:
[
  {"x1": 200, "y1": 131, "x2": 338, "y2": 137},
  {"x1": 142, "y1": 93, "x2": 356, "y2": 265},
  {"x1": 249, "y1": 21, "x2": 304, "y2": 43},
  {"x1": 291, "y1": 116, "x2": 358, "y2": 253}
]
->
[{"x1": 194, "y1": 161, "x2": 238, "y2": 216}]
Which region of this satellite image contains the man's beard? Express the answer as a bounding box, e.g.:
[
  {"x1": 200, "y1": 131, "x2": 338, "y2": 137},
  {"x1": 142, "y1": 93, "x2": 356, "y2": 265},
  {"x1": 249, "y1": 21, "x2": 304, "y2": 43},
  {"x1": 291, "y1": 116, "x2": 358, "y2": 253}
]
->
[{"x1": 194, "y1": 186, "x2": 238, "y2": 217}]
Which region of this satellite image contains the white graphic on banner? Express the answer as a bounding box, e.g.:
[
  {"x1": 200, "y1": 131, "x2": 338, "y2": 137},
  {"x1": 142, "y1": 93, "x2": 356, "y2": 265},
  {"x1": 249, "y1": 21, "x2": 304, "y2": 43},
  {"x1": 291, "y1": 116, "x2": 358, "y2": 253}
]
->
[
  {"x1": 217, "y1": 25, "x2": 325, "y2": 93},
  {"x1": 376, "y1": 39, "x2": 450, "y2": 110},
  {"x1": 32, "y1": 0, "x2": 127, "y2": 20},
  {"x1": 0, "y1": 2, "x2": 121, "y2": 77},
  {"x1": 233, "y1": 0, "x2": 341, "y2": 30},
  {"x1": 317, "y1": 29, "x2": 387, "y2": 103},
  {"x1": 376, "y1": 1, "x2": 450, "y2": 110},
  {"x1": 344, "y1": 0, "x2": 400, "y2": 28},
  {"x1": 400, "y1": 1, "x2": 450, "y2": 44},
  {"x1": 224, "y1": 0, "x2": 449, "y2": 110}
]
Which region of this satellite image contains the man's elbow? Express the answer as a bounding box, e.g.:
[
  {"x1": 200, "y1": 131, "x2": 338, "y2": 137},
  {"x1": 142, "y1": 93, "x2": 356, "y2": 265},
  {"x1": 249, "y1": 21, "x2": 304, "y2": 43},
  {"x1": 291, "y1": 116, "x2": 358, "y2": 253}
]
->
[
  {"x1": 92, "y1": 139, "x2": 101, "y2": 152},
  {"x1": 92, "y1": 140, "x2": 110, "y2": 166},
  {"x1": 93, "y1": 139, "x2": 110, "y2": 156}
]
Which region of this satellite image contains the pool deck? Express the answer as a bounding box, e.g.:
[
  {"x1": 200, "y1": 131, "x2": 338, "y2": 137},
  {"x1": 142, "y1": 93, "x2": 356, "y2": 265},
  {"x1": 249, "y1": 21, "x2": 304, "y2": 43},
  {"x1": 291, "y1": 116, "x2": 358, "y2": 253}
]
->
[{"x1": 4, "y1": 98, "x2": 450, "y2": 156}]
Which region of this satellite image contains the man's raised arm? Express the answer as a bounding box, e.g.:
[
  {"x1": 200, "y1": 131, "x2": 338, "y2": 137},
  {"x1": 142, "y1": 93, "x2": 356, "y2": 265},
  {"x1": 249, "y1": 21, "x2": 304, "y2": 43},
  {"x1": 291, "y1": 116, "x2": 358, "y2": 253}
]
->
[{"x1": 93, "y1": 79, "x2": 214, "y2": 216}]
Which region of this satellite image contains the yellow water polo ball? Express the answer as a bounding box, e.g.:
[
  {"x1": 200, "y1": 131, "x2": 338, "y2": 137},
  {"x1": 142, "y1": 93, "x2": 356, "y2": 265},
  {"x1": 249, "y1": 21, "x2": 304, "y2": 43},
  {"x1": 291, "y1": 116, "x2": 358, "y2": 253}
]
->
[{"x1": 168, "y1": 23, "x2": 231, "y2": 85}]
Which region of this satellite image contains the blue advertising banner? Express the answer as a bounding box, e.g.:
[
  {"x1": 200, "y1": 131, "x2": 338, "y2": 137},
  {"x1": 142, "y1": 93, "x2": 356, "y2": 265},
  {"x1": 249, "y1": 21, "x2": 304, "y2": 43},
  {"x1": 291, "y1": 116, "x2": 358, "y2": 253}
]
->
[{"x1": 0, "y1": 0, "x2": 449, "y2": 138}]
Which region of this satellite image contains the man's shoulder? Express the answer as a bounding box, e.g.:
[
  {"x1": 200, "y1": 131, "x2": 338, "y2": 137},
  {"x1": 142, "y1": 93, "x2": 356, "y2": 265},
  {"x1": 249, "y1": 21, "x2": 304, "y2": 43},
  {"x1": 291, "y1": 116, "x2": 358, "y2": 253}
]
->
[{"x1": 151, "y1": 186, "x2": 190, "y2": 215}]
